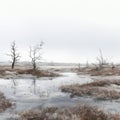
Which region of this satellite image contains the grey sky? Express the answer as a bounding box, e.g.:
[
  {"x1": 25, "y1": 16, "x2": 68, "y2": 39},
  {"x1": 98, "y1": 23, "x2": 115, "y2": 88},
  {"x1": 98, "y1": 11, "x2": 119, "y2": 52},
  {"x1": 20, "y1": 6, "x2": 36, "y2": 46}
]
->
[{"x1": 0, "y1": 0, "x2": 120, "y2": 63}]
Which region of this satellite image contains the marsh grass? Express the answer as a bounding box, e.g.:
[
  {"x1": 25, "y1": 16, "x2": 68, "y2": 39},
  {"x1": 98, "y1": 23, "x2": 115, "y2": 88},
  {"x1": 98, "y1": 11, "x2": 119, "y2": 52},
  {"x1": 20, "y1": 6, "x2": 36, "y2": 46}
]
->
[
  {"x1": 0, "y1": 92, "x2": 11, "y2": 112},
  {"x1": 19, "y1": 105, "x2": 120, "y2": 120},
  {"x1": 78, "y1": 66, "x2": 120, "y2": 76},
  {"x1": 61, "y1": 79, "x2": 120, "y2": 100},
  {"x1": 17, "y1": 69, "x2": 59, "y2": 78},
  {"x1": 0, "y1": 68, "x2": 59, "y2": 78}
]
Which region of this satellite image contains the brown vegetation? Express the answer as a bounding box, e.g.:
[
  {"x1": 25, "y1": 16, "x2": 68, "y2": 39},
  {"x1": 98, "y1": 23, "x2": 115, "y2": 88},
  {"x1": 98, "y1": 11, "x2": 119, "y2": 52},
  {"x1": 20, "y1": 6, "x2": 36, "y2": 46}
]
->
[
  {"x1": 79, "y1": 79, "x2": 120, "y2": 87},
  {"x1": 0, "y1": 92, "x2": 12, "y2": 112},
  {"x1": 19, "y1": 105, "x2": 120, "y2": 120},
  {"x1": 0, "y1": 67, "x2": 59, "y2": 78},
  {"x1": 61, "y1": 79, "x2": 120, "y2": 100},
  {"x1": 17, "y1": 69, "x2": 59, "y2": 78},
  {"x1": 78, "y1": 66, "x2": 120, "y2": 76}
]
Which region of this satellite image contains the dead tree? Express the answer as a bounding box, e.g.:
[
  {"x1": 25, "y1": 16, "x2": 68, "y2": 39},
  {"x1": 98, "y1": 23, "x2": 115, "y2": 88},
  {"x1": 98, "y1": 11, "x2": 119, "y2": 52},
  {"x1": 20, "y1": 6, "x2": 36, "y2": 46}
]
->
[
  {"x1": 8, "y1": 41, "x2": 20, "y2": 69},
  {"x1": 29, "y1": 41, "x2": 44, "y2": 70},
  {"x1": 97, "y1": 49, "x2": 106, "y2": 65},
  {"x1": 96, "y1": 49, "x2": 108, "y2": 70}
]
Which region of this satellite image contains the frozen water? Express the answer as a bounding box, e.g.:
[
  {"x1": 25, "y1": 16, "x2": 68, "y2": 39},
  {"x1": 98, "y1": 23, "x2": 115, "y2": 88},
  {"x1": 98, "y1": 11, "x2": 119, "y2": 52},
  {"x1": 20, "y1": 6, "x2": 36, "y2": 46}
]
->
[
  {"x1": 0, "y1": 72, "x2": 92, "y2": 119},
  {"x1": 0, "y1": 72, "x2": 120, "y2": 119}
]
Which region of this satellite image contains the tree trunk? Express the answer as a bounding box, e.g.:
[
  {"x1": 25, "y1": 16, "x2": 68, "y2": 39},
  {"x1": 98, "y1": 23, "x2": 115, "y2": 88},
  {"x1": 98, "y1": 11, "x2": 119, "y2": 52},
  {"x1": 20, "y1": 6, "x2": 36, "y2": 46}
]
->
[
  {"x1": 33, "y1": 62, "x2": 36, "y2": 70},
  {"x1": 12, "y1": 59, "x2": 15, "y2": 69}
]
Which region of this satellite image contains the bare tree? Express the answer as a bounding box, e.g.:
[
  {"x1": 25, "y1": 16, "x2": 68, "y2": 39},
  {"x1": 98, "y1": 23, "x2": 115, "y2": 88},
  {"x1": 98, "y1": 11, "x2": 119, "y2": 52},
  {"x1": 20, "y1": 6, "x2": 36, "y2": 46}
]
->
[
  {"x1": 29, "y1": 41, "x2": 44, "y2": 70},
  {"x1": 8, "y1": 41, "x2": 20, "y2": 69},
  {"x1": 96, "y1": 49, "x2": 107, "y2": 66},
  {"x1": 86, "y1": 60, "x2": 89, "y2": 68},
  {"x1": 93, "y1": 49, "x2": 108, "y2": 70}
]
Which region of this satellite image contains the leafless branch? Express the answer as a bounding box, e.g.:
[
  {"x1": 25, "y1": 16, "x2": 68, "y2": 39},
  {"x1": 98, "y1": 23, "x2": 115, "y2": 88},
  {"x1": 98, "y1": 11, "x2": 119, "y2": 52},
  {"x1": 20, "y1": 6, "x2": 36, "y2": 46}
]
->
[
  {"x1": 7, "y1": 41, "x2": 20, "y2": 69},
  {"x1": 29, "y1": 41, "x2": 44, "y2": 70}
]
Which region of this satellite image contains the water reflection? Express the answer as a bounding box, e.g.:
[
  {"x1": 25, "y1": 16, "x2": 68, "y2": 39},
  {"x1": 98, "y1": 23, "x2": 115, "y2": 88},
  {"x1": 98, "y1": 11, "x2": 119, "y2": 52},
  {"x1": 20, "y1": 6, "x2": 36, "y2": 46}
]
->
[
  {"x1": 32, "y1": 78, "x2": 36, "y2": 94},
  {"x1": 12, "y1": 79, "x2": 16, "y2": 86},
  {"x1": 0, "y1": 73, "x2": 93, "y2": 112},
  {"x1": 11, "y1": 79, "x2": 17, "y2": 95}
]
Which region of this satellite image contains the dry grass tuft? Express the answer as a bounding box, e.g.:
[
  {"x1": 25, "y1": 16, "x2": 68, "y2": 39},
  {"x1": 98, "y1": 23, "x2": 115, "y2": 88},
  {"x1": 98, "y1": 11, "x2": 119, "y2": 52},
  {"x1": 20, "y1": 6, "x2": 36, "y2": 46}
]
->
[
  {"x1": 78, "y1": 66, "x2": 120, "y2": 76},
  {"x1": 0, "y1": 68, "x2": 59, "y2": 78},
  {"x1": 61, "y1": 79, "x2": 120, "y2": 100},
  {"x1": 80, "y1": 79, "x2": 120, "y2": 87},
  {"x1": 0, "y1": 92, "x2": 12, "y2": 112},
  {"x1": 19, "y1": 105, "x2": 120, "y2": 120},
  {"x1": 17, "y1": 69, "x2": 59, "y2": 78}
]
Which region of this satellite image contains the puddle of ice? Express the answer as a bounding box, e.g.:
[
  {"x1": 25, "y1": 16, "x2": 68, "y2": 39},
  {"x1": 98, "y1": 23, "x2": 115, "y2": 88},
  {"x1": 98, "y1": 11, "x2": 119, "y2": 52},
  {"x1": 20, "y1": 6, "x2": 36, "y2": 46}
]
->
[
  {"x1": 0, "y1": 72, "x2": 92, "y2": 119},
  {"x1": 0, "y1": 72, "x2": 120, "y2": 119}
]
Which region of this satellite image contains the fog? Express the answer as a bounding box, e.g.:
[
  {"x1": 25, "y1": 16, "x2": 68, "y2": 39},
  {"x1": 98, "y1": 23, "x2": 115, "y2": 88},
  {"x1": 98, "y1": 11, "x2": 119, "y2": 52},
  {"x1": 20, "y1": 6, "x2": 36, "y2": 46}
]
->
[{"x1": 0, "y1": 0, "x2": 120, "y2": 63}]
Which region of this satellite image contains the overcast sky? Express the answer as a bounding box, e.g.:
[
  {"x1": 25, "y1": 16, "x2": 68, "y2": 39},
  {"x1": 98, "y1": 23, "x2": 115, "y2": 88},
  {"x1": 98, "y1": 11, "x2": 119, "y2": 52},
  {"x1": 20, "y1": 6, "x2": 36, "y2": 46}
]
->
[{"x1": 0, "y1": 0, "x2": 120, "y2": 63}]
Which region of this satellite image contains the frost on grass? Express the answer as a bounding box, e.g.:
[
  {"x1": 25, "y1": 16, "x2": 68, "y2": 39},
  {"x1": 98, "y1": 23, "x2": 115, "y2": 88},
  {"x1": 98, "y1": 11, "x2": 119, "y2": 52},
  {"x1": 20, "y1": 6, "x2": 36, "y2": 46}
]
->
[
  {"x1": 61, "y1": 79, "x2": 120, "y2": 100},
  {"x1": 17, "y1": 69, "x2": 59, "y2": 78},
  {"x1": 19, "y1": 105, "x2": 120, "y2": 120},
  {"x1": 0, "y1": 68, "x2": 59, "y2": 79},
  {"x1": 0, "y1": 92, "x2": 11, "y2": 112},
  {"x1": 78, "y1": 66, "x2": 120, "y2": 76}
]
